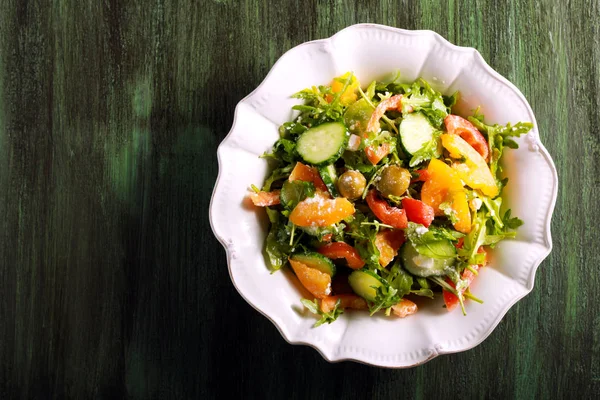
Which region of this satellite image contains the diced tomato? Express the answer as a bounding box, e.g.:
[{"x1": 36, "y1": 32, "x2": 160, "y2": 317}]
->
[
  {"x1": 248, "y1": 190, "x2": 281, "y2": 206},
  {"x1": 289, "y1": 162, "x2": 328, "y2": 193},
  {"x1": 365, "y1": 142, "x2": 391, "y2": 165},
  {"x1": 288, "y1": 194, "x2": 355, "y2": 227},
  {"x1": 320, "y1": 294, "x2": 368, "y2": 313},
  {"x1": 411, "y1": 169, "x2": 431, "y2": 183},
  {"x1": 317, "y1": 242, "x2": 365, "y2": 269},
  {"x1": 401, "y1": 198, "x2": 435, "y2": 227},
  {"x1": 444, "y1": 115, "x2": 490, "y2": 161},
  {"x1": 443, "y1": 246, "x2": 487, "y2": 311},
  {"x1": 321, "y1": 234, "x2": 333, "y2": 242},
  {"x1": 391, "y1": 299, "x2": 418, "y2": 318},
  {"x1": 365, "y1": 189, "x2": 408, "y2": 229},
  {"x1": 374, "y1": 229, "x2": 406, "y2": 267}
]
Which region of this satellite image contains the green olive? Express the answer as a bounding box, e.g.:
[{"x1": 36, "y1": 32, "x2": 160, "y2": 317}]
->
[
  {"x1": 337, "y1": 170, "x2": 367, "y2": 200},
  {"x1": 376, "y1": 165, "x2": 411, "y2": 198}
]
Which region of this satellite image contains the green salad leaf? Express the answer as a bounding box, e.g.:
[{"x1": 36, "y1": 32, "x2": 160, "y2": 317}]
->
[
  {"x1": 408, "y1": 130, "x2": 442, "y2": 167},
  {"x1": 369, "y1": 281, "x2": 400, "y2": 316},
  {"x1": 387, "y1": 260, "x2": 414, "y2": 298},
  {"x1": 398, "y1": 79, "x2": 452, "y2": 129},
  {"x1": 301, "y1": 298, "x2": 344, "y2": 327},
  {"x1": 406, "y1": 222, "x2": 457, "y2": 260},
  {"x1": 264, "y1": 208, "x2": 291, "y2": 271},
  {"x1": 280, "y1": 180, "x2": 315, "y2": 210},
  {"x1": 468, "y1": 113, "x2": 533, "y2": 189}
]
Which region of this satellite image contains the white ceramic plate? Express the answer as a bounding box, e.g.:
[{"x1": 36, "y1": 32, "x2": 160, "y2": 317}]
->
[{"x1": 209, "y1": 24, "x2": 558, "y2": 368}]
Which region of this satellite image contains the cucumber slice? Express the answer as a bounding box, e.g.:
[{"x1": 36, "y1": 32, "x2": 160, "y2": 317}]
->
[
  {"x1": 343, "y1": 98, "x2": 373, "y2": 135},
  {"x1": 399, "y1": 112, "x2": 436, "y2": 155},
  {"x1": 348, "y1": 270, "x2": 384, "y2": 302},
  {"x1": 290, "y1": 252, "x2": 336, "y2": 276},
  {"x1": 296, "y1": 122, "x2": 348, "y2": 166},
  {"x1": 318, "y1": 164, "x2": 338, "y2": 197},
  {"x1": 400, "y1": 242, "x2": 454, "y2": 277}
]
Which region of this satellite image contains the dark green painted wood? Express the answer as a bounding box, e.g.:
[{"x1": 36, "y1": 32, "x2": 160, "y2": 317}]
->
[{"x1": 0, "y1": 0, "x2": 598, "y2": 398}]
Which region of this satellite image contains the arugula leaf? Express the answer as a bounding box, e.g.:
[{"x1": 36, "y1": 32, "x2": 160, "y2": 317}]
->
[
  {"x1": 263, "y1": 209, "x2": 291, "y2": 271},
  {"x1": 302, "y1": 222, "x2": 346, "y2": 242},
  {"x1": 483, "y1": 208, "x2": 524, "y2": 247},
  {"x1": 345, "y1": 210, "x2": 381, "y2": 269},
  {"x1": 468, "y1": 114, "x2": 533, "y2": 188},
  {"x1": 265, "y1": 229, "x2": 286, "y2": 271},
  {"x1": 292, "y1": 73, "x2": 354, "y2": 124},
  {"x1": 365, "y1": 80, "x2": 377, "y2": 100},
  {"x1": 457, "y1": 211, "x2": 487, "y2": 265},
  {"x1": 279, "y1": 121, "x2": 308, "y2": 138},
  {"x1": 480, "y1": 195, "x2": 504, "y2": 228},
  {"x1": 280, "y1": 180, "x2": 315, "y2": 210},
  {"x1": 405, "y1": 222, "x2": 457, "y2": 260},
  {"x1": 399, "y1": 79, "x2": 453, "y2": 128},
  {"x1": 261, "y1": 164, "x2": 294, "y2": 192},
  {"x1": 369, "y1": 283, "x2": 400, "y2": 316},
  {"x1": 428, "y1": 225, "x2": 465, "y2": 241},
  {"x1": 301, "y1": 298, "x2": 344, "y2": 327},
  {"x1": 408, "y1": 130, "x2": 442, "y2": 167},
  {"x1": 361, "y1": 130, "x2": 397, "y2": 153},
  {"x1": 341, "y1": 150, "x2": 378, "y2": 175},
  {"x1": 387, "y1": 260, "x2": 414, "y2": 298}
]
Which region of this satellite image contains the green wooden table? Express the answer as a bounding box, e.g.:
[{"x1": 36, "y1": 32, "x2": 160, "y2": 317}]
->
[{"x1": 0, "y1": 0, "x2": 598, "y2": 398}]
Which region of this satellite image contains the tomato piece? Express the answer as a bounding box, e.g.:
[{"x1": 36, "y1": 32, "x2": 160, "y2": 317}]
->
[
  {"x1": 365, "y1": 189, "x2": 408, "y2": 229},
  {"x1": 444, "y1": 115, "x2": 490, "y2": 161},
  {"x1": 401, "y1": 198, "x2": 435, "y2": 227},
  {"x1": 365, "y1": 142, "x2": 391, "y2": 165},
  {"x1": 411, "y1": 169, "x2": 431, "y2": 183},
  {"x1": 374, "y1": 229, "x2": 406, "y2": 267},
  {"x1": 317, "y1": 242, "x2": 365, "y2": 269},
  {"x1": 289, "y1": 194, "x2": 355, "y2": 227},
  {"x1": 391, "y1": 299, "x2": 418, "y2": 318},
  {"x1": 289, "y1": 162, "x2": 328, "y2": 193},
  {"x1": 320, "y1": 294, "x2": 368, "y2": 313},
  {"x1": 289, "y1": 259, "x2": 331, "y2": 299},
  {"x1": 248, "y1": 190, "x2": 281, "y2": 206},
  {"x1": 366, "y1": 94, "x2": 403, "y2": 134}
]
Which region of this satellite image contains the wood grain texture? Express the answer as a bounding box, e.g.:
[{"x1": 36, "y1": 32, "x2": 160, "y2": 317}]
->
[{"x1": 0, "y1": 0, "x2": 598, "y2": 398}]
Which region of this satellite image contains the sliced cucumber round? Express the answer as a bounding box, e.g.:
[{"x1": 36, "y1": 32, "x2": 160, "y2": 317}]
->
[
  {"x1": 348, "y1": 270, "x2": 384, "y2": 302},
  {"x1": 290, "y1": 252, "x2": 336, "y2": 276},
  {"x1": 400, "y1": 242, "x2": 454, "y2": 278},
  {"x1": 399, "y1": 112, "x2": 436, "y2": 155},
  {"x1": 296, "y1": 122, "x2": 348, "y2": 166},
  {"x1": 318, "y1": 164, "x2": 339, "y2": 197}
]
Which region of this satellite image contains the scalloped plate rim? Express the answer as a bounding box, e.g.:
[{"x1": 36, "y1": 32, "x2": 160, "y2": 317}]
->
[{"x1": 209, "y1": 23, "x2": 558, "y2": 368}]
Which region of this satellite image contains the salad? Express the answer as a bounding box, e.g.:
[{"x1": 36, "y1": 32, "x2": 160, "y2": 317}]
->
[{"x1": 247, "y1": 72, "x2": 532, "y2": 327}]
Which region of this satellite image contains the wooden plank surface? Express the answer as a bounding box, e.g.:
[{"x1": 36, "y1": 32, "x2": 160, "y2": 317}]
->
[{"x1": 0, "y1": 0, "x2": 598, "y2": 398}]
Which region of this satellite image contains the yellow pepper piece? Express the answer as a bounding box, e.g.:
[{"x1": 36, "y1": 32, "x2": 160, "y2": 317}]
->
[
  {"x1": 421, "y1": 159, "x2": 472, "y2": 233},
  {"x1": 329, "y1": 72, "x2": 359, "y2": 105},
  {"x1": 440, "y1": 133, "x2": 499, "y2": 198}
]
